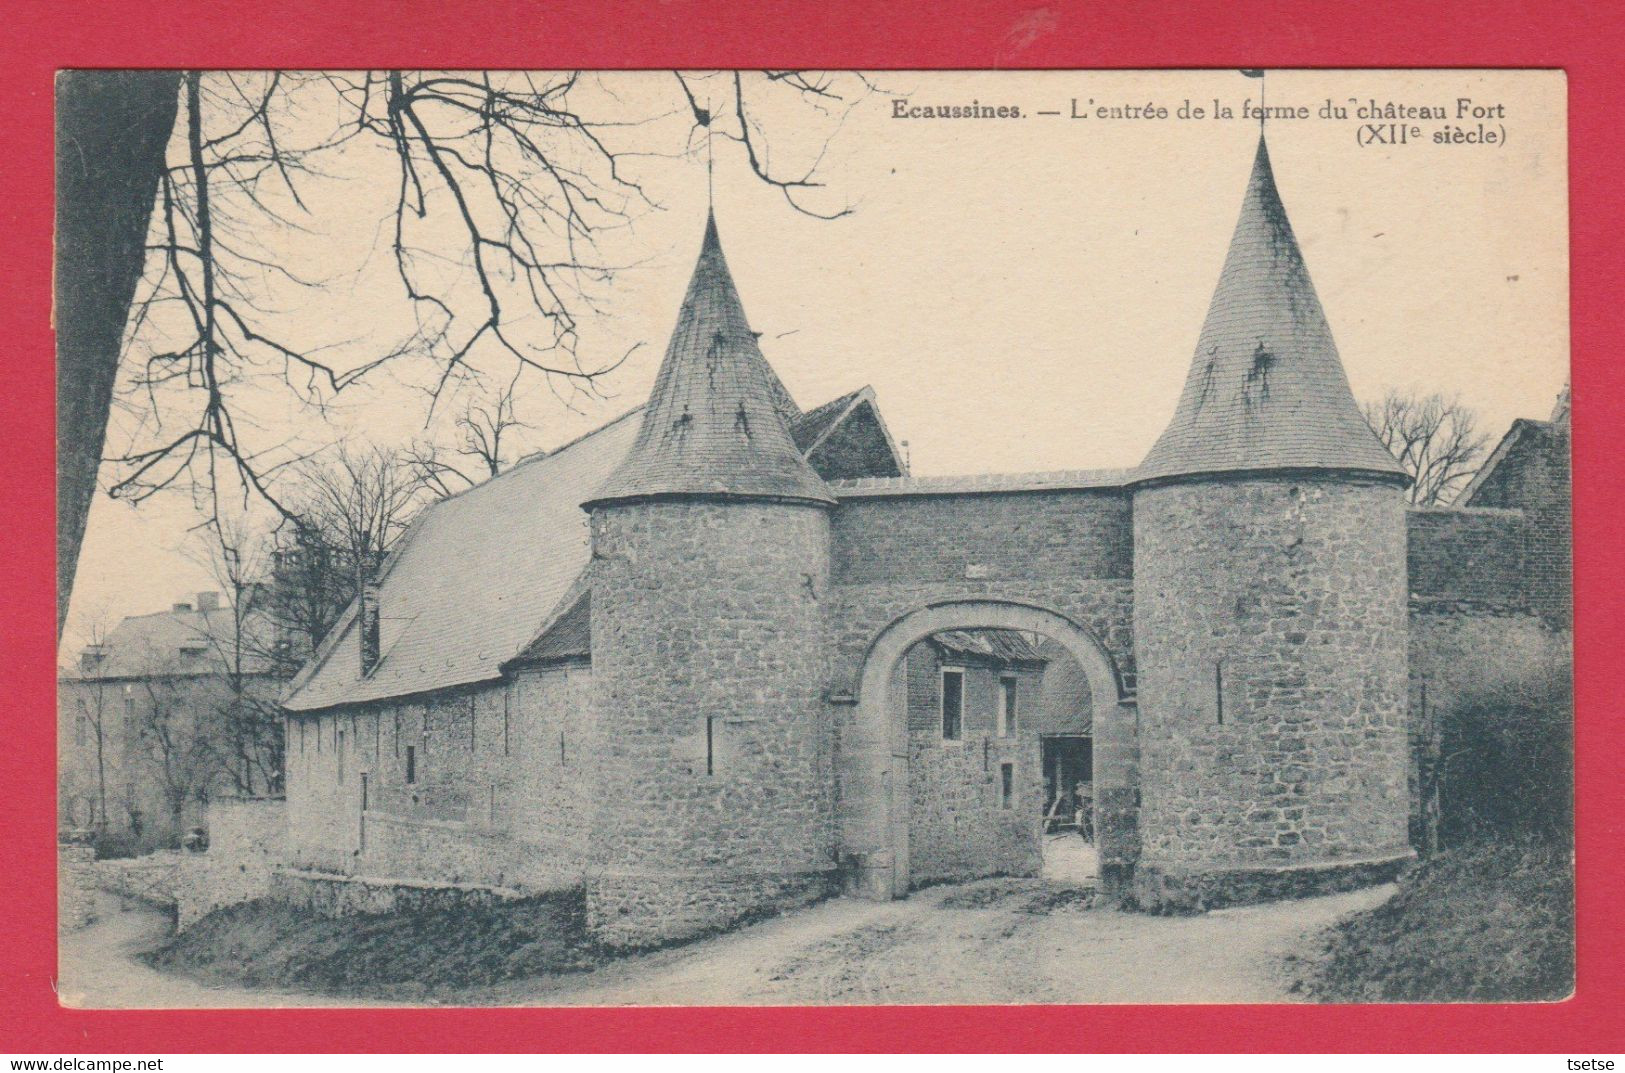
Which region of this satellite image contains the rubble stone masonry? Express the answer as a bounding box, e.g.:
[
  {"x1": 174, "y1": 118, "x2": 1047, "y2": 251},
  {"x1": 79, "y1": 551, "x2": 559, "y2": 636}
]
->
[
  {"x1": 586, "y1": 500, "x2": 837, "y2": 948},
  {"x1": 1132, "y1": 476, "x2": 1413, "y2": 909}
]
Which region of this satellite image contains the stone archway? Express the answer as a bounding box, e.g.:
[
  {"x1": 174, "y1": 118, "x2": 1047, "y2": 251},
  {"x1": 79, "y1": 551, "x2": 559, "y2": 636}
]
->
[{"x1": 842, "y1": 599, "x2": 1137, "y2": 899}]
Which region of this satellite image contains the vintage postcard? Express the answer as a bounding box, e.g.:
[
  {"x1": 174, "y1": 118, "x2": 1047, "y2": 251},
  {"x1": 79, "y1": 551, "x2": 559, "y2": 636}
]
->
[{"x1": 54, "y1": 68, "x2": 1571, "y2": 1007}]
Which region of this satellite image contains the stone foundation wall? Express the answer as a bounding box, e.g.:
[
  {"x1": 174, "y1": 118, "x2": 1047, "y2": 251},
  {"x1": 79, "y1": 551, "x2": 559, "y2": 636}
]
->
[
  {"x1": 357, "y1": 811, "x2": 516, "y2": 888},
  {"x1": 586, "y1": 869, "x2": 837, "y2": 950},
  {"x1": 1133, "y1": 476, "x2": 1411, "y2": 884},
  {"x1": 269, "y1": 868, "x2": 527, "y2": 917},
  {"x1": 1131, "y1": 850, "x2": 1413, "y2": 913}
]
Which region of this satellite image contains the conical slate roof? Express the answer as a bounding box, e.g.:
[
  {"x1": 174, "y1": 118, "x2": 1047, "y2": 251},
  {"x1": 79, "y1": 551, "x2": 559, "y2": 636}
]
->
[
  {"x1": 585, "y1": 213, "x2": 835, "y2": 508},
  {"x1": 1135, "y1": 136, "x2": 1405, "y2": 486}
]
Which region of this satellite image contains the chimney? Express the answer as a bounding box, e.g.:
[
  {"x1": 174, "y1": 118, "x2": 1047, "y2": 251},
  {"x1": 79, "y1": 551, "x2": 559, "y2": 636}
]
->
[
  {"x1": 196, "y1": 591, "x2": 220, "y2": 612},
  {"x1": 358, "y1": 582, "x2": 381, "y2": 676},
  {"x1": 80, "y1": 645, "x2": 107, "y2": 674}
]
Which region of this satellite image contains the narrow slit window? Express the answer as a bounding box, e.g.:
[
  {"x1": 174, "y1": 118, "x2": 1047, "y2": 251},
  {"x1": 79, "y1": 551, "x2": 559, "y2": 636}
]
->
[
  {"x1": 336, "y1": 729, "x2": 346, "y2": 783},
  {"x1": 705, "y1": 716, "x2": 716, "y2": 775},
  {"x1": 405, "y1": 744, "x2": 416, "y2": 785},
  {"x1": 1000, "y1": 762, "x2": 1015, "y2": 809},
  {"x1": 1215, "y1": 661, "x2": 1224, "y2": 725},
  {"x1": 998, "y1": 675, "x2": 1018, "y2": 738},
  {"x1": 941, "y1": 668, "x2": 965, "y2": 741}
]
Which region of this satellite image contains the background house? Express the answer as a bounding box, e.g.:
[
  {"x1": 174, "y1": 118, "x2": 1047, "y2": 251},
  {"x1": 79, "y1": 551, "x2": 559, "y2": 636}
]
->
[{"x1": 58, "y1": 592, "x2": 287, "y2": 853}]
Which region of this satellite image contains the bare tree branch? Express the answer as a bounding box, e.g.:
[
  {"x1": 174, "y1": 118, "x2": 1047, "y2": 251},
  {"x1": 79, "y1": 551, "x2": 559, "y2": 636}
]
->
[{"x1": 1363, "y1": 389, "x2": 1491, "y2": 506}]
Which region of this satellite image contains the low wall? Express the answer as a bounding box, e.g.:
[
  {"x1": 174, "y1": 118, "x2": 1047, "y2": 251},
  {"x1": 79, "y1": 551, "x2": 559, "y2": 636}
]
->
[
  {"x1": 94, "y1": 851, "x2": 188, "y2": 909},
  {"x1": 269, "y1": 868, "x2": 528, "y2": 917}
]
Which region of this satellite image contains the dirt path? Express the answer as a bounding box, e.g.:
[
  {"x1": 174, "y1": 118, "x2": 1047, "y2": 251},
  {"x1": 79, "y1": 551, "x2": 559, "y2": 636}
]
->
[
  {"x1": 57, "y1": 892, "x2": 385, "y2": 1009},
  {"x1": 60, "y1": 879, "x2": 1391, "y2": 1008},
  {"x1": 464, "y1": 878, "x2": 1393, "y2": 1007}
]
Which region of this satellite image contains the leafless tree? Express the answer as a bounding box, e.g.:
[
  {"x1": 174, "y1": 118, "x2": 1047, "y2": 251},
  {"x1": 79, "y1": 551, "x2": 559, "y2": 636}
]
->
[
  {"x1": 406, "y1": 377, "x2": 534, "y2": 497},
  {"x1": 1363, "y1": 389, "x2": 1491, "y2": 506},
  {"x1": 124, "y1": 642, "x2": 225, "y2": 835},
  {"x1": 62, "y1": 615, "x2": 120, "y2": 830},
  {"x1": 58, "y1": 69, "x2": 869, "y2": 639},
  {"x1": 265, "y1": 445, "x2": 436, "y2": 661},
  {"x1": 191, "y1": 523, "x2": 285, "y2": 796}
]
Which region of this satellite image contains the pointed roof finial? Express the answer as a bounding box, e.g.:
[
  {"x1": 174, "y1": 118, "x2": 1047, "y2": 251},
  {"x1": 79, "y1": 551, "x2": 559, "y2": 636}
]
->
[
  {"x1": 1134, "y1": 135, "x2": 1406, "y2": 486},
  {"x1": 585, "y1": 213, "x2": 833, "y2": 509},
  {"x1": 1240, "y1": 68, "x2": 1267, "y2": 130}
]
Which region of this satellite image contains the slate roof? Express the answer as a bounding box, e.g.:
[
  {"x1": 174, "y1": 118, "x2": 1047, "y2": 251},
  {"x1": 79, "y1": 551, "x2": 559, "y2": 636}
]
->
[
  {"x1": 792, "y1": 388, "x2": 866, "y2": 453},
  {"x1": 584, "y1": 213, "x2": 835, "y2": 508},
  {"x1": 1135, "y1": 136, "x2": 1405, "y2": 486},
  {"x1": 930, "y1": 629, "x2": 1046, "y2": 666},
  {"x1": 509, "y1": 591, "x2": 591, "y2": 666},
  {"x1": 282, "y1": 389, "x2": 887, "y2": 712},
  {"x1": 64, "y1": 605, "x2": 278, "y2": 682}
]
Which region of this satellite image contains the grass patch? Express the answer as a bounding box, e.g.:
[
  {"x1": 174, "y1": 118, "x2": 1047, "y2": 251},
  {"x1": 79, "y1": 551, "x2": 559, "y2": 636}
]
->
[
  {"x1": 1292, "y1": 839, "x2": 1573, "y2": 1002},
  {"x1": 147, "y1": 889, "x2": 601, "y2": 1000}
]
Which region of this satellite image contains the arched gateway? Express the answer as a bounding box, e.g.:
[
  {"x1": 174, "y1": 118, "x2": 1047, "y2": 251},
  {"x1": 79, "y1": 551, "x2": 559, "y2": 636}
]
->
[{"x1": 841, "y1": 599, "x2": 1138, "y2": 899}]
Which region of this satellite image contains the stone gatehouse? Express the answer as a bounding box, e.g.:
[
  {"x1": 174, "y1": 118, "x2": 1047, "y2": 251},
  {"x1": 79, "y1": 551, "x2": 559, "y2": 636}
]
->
[{"x1": 280, "y1": 135, "x2": 1569, "y2": 947}]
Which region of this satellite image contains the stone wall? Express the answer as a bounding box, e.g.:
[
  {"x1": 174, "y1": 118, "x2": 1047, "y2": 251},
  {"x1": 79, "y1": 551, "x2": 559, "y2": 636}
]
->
[
  {"x1": 902, "y1": 647, "x2": 1042, "y2": 885},
  {"x1": 284, "y1": 667, "x2": 594, "y2": 891},
  {"x1": 1461, "y1": 419, "x2": 1571, "y2": 627},
  {"x1": 1407, "y1": 507, "x2": 1529, "y2": 612},
  {"x1": 587, "y1": 500, "x2": 838, "y2": 948},
  {"x1": 57, "y1": 843, "x2": 97, "y2": 931},
  {"x1": 1132, "y1": 476, "x2": 1412, "y2": 909},
  {"x1": 832, "y1": 489, "x2": 1132, "y2": 589},
  {"x1": 176, "y1": 797, "x2": 286, "y2": 928}
]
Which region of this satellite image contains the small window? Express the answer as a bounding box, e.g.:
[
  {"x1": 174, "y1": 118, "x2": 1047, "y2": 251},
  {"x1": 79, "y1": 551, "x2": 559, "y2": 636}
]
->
[
  {"x1": 941, "y1": 668, "x2": 965, "y2": 741},
  {"x1": 336, "y1": 729, "x2": 346, "y2": 783},
  {"x1": 998, "y1": 675, "x2": 1018, "y2": 738},
  {"x1": 705, "y1": 716, "x2": 716, "y2": 776},
  {"x1": 74, "y1": 714, "x2": 87, "y2": 747},
  {"x1": 404, "y1": 744, "x2": 416, "y2": 785},
  {"x1": 1000, "y1": 762, "x2": 1015, "y2": 809}
]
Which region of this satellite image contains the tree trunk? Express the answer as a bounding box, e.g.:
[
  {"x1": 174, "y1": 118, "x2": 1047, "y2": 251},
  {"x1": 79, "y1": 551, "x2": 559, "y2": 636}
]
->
[{"x1": 55, "y1": 71, "x2": 181, "y2": 638}]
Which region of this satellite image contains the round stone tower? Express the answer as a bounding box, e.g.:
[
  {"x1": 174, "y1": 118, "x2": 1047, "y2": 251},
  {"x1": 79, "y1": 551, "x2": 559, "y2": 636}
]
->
[
  {"x1": 1129, "y1": 136, "x2": 1414, "y2": 910},
  {"x1": 581, "y1": 213, "x2": 838, "y2": 948}
]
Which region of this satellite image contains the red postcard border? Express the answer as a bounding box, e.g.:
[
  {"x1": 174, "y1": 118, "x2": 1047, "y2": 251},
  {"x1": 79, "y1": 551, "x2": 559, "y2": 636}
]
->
[{"x1": 3, "y1": 0, "x2": 1621, "y2": 1053}]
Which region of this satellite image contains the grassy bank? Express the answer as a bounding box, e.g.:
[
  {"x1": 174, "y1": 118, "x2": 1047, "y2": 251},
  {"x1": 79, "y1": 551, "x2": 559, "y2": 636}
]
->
[
  {"x1": 148, "y1": 889, "x2": 601, "y2": 999},
  {"x1": 1293, "y1": 839, "x2": 1573, "y2": 1002}
]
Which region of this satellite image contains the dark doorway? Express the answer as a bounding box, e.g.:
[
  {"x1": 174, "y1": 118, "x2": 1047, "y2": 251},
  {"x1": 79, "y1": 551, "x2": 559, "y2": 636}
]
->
[{"x1": 1042, "y1": 734, "x2": 1093, "y2": 838}]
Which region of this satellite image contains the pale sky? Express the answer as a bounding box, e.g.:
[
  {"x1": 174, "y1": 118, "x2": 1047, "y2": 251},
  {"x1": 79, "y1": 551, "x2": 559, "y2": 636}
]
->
[{"x1": 63, "y1": 69, "x2": 1568, "y2": 659}]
